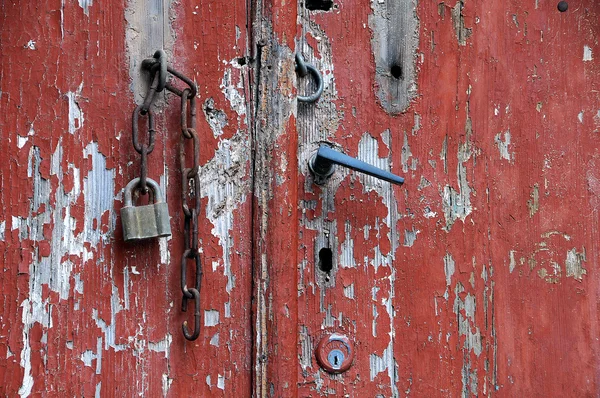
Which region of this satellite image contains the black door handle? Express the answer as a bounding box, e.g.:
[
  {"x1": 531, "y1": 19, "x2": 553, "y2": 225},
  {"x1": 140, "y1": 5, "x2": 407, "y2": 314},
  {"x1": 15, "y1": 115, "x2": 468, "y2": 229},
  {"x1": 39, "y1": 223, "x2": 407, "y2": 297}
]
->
[{"x1": 308, "y1": 145, "x2": 405, "y2": 185}]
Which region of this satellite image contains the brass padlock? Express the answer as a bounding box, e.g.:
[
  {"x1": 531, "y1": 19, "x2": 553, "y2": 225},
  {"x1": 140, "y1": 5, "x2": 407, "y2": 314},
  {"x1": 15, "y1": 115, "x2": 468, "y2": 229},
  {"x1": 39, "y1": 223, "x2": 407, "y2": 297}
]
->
[{"x1": 121, "y1": 177, "x2": 172, "y2": 241}]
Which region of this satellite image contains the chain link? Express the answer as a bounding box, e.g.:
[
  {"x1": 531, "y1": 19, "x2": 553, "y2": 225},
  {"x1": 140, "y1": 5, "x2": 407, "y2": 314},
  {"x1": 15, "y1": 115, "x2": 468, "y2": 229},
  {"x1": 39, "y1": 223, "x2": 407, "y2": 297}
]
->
[{"x1": 135, "y1": 51, "x2": 202, "y2": 341}]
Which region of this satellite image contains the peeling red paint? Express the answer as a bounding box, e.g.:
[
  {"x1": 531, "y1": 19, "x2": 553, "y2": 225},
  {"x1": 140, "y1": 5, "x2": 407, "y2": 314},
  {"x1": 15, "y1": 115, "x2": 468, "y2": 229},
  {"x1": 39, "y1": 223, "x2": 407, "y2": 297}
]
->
[{"x1": 1, "y1": 0, "x2": 599, "y2": 397}]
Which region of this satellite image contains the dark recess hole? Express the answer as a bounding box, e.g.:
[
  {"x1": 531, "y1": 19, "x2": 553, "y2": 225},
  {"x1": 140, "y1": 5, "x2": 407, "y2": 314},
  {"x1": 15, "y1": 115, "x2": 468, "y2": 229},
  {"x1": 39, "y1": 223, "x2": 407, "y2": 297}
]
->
[
  {"x1": 318, "y1": 248, "x2": 333, "y2": 274},
  {"x1": 306, "y1": 0, "x2": 333, "y2": 11},
  {"x1": 236, "y1": 57, "x2": 246, "y2": 66},
  {"x1": 557, "y1": 1, "x2": 568, "y2": 12},
  {"x1": 391, "y1": 64, "x2": 403, "y2": 79}
]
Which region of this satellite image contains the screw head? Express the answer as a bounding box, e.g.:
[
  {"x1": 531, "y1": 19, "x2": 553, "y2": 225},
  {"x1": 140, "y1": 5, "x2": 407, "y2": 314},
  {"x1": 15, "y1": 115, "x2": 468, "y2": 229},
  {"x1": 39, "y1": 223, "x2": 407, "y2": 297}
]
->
[{"x1": 557, "y1": 1, "x2": 568, "y2": 12}]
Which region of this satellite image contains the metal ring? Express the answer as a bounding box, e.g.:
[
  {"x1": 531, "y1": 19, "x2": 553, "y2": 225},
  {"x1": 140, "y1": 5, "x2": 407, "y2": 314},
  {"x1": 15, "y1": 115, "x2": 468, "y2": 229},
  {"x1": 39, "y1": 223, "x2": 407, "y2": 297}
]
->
[
  {"x1": 297, "y1": 62, "x2": 323, "y2": 103},
  {"x1": 153, "y1": 50, "x2": 168, "y2": 93},
  {"x1": 295, "y1": 53, "x2": 308, "y2": 77}
]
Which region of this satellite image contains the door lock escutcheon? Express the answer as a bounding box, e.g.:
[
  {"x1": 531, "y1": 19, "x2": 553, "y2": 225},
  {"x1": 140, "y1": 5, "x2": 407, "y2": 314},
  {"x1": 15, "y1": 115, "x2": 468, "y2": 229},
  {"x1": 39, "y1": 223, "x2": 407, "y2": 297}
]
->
[{"x1": 308, "y1": 145, "x2": 405, "y2": 185}]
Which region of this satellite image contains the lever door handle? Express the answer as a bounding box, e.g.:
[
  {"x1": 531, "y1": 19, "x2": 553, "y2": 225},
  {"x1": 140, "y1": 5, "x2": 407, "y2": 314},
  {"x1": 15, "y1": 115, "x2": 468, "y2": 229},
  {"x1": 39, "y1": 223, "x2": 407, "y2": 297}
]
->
[{"x1": 308, "y1": 145, "x2": 405, "y2": 185}]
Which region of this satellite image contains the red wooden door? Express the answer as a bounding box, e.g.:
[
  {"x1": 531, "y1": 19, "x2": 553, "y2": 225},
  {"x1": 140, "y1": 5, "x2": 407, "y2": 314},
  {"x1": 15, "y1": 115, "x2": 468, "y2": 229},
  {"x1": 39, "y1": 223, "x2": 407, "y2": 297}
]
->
[
  {"x1": 256, "y1": 0, "x2": 600, "y2": 397},
  {"x1": 2, "y1": 0, "x2": 600, "y2": 397}
]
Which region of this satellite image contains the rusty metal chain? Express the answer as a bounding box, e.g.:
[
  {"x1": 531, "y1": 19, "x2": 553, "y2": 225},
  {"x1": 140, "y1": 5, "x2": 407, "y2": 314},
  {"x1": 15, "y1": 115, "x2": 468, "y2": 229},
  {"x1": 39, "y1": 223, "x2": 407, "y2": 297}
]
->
[{"x1": 136, "y1": 51, "x2": 202, "y2": 341}]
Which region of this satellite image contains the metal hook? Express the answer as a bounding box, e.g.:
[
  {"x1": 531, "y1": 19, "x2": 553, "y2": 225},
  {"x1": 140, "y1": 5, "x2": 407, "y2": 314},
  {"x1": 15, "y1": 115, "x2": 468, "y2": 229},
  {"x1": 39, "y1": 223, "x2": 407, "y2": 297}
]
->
[{"x1": 295, "y1": 53, "x2": 323, "y2": 103}]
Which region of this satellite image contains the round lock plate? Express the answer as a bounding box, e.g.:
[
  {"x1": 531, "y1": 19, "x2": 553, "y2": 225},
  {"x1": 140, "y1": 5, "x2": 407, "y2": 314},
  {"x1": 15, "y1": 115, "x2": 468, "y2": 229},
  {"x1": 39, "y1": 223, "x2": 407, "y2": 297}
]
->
[{"x1": 315, "y1": 333, "x2": 354, "y2": 374}]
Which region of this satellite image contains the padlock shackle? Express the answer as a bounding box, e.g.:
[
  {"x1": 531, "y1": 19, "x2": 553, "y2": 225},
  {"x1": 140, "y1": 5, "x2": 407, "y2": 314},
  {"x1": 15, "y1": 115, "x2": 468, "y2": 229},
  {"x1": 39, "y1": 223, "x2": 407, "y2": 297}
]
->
[{"x1": 123, "y1": 177, "x2": 165, "y2": 206}]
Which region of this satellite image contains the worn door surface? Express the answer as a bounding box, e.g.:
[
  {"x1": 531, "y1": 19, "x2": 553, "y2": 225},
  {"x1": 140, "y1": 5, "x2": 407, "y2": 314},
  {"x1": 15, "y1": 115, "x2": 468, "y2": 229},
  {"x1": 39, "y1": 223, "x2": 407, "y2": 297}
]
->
[
  {"x1": 255, "y1": 0, "x2": 600, "y2": 397},
  {"x1": 1, "y1": 0, "x2": 600, "y2": 397}
]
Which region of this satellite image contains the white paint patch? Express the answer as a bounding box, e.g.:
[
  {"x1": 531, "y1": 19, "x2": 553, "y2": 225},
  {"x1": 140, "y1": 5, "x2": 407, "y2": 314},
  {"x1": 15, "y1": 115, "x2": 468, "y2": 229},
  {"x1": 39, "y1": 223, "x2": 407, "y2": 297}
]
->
[
  {"x1": 0, "y1": 220, "x2": 5, "y2": 241},
  {"x1": 340, "y1": 221, "x2": 357, "y2": 268},
  {"x1": 206, "y1": 375, "x2": 212, "y2": 388},
  {"x1": 369, "y1": 341, "x2": 399, "y2": 396},
  {"x1": 401, "y1": 131, "x2": 413, "y2": 173},
  {"x1": 203, "y1": 98, "x2": 228, "y2": 138},
  {"x1": 453, "y1": 283, "x2": 482, "y2": 396},
  {"x1": 509, "y1": 250, "x2": 516, "y2": 273},
  {"x1": 220, "y1": 65, "x2": 247, "y2": 117},
  {"x1": 78, "y1": 0, "x2": 93, "y2": 16},
  {"x1": 583, "y1": 45, "x2": 593, "y2": 61},
  {"x1": 299, "y1": 326, "x2": 313, "y2": 371},
  {"x1": 343, "y1": 284, "x2": 355, "y2": 299},
  {"x1": 95, "y1": 382, "x2": 101, "y2": 398},
  {"x1": 83, "y1": 142, "x2": 115, "y2": 247},
  {"x1": 210, "y1": 333, "x2": 220, "y2": 347},
  {"x1": 565, "y1": 248, "x2": 586, "y2": 280},
  {"x1": 17, "y1": 135, "x2": 29, "y2": 149},
  {"x1": 217, "y1": 374, "x2": 225, "y2": 390},
  {"x1": 149, "y1": 334, "x2": 172, "y2": 358},
  {"x1": 18, "y1": 300, "x2": 34, "y2": 397},
  {"x1": 18, "y1": 140, "x2": 112, "y2": 396},
  {"x1": 162, "y1": 374, "x2": 173, "y2": 397},
  {"x1": 67, "y1": 82, "x2": 84, "y2": 135},
  {"x1": 443, "y1": 253, "x2": 455, "y2": 300},
  {"x1": 204, "y1": 310, "x2": 220, "y2": 327},
  {"x1": 441, "y1": 134, "x2": 473, "y2": 231},
  {"x1": 403, "y1": 228, "x2": 420, "y2": 247},
  {"x1": 357, "y1": 131, "x2": 400, "y2": 264},
  {"x1": 24, "y1": 40, "x2": 36, "y2": 50},
  {"x1": 159, "y1": 237, "x2": 170, "y2": 265},
  {"x1": 424, "y1": 208, "x2": 437, "y2": 218},
  {"x1": 80, "y1": 337, "x2": 102, "y2": 374},
  {"x1": 494, "y1": 131, "x2": 513, "y2": 162}
]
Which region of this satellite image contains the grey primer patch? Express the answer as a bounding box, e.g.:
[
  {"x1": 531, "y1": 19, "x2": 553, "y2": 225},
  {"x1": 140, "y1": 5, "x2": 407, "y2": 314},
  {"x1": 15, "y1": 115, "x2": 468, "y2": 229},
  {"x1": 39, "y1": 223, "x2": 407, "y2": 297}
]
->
[{"x1": 369, "y1": 0, "x2": 419, "y2": 114}]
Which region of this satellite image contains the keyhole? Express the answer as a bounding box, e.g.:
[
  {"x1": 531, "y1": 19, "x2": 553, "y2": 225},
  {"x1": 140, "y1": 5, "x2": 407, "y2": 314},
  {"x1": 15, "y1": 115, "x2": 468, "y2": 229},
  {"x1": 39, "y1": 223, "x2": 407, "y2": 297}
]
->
[
  {"x1": 327, "y1": 349, "x2": 345, "y2": 370},
  {"x1": 318, "y1": 248, "x2": 333, "y2": 274}
]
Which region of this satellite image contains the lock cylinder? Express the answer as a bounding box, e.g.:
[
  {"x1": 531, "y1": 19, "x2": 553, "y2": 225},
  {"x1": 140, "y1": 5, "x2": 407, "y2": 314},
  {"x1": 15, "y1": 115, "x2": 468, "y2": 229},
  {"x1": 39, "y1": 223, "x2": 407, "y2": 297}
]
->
[{"x1": 121, "y1": 177, "x2": 172, "y2": 241}]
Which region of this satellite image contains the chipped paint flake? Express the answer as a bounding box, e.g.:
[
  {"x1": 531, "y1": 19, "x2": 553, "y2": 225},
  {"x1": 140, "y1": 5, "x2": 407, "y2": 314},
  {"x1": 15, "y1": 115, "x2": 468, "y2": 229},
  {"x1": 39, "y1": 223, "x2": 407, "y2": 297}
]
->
[
  {"x1": 24, "y1": 40, "x2": 36, "y2": 50},
  {"x1": 565, "y1": 248, "x2": 586, "y2": 280},
  {"x1": 221, "y1": 65, "x2": 247, "y2": 117},
  {"x1": 149, "y1": 334, "x2": 172, "y2": 358},
  {"x1": 583, "y1": 45, "x2": 593, "y2": 61},
  {"x1": 527, "y1": 184, "x2": 539, "y2": 217},
  {"x1": 78, "y1": 0, "x2": 93, "y2": 16},
  {"x1": 162, "y1": 374, "x2": 173, "y2": 397},
  {"x1": 217, "y1": 374, "x2": 225, "y2": 390},
  {"x1": 494, "y1": 130, "x2": 513, "y2": 162},
  {"x1": 443, "y1": 253, "x2": 455, "y2": 299},
  {"x1": 369, "y1": 341, "x2": 399, "y2": 397},
  {"x1": 509, "y1": 250, "x2": 516, "y2": 273},
  {"x1": 204, "y1": 310, "x2": 220, "y2": 326},
  {"x1": 210, "y1": 333, "x2": 220, "y2": 347},
  {"x1": 343, "y1": 284, "x2": 355, "y2": 299},
  {"x1": 403, "y1": 228, "x2": 420, "y2": 247},
  {"x1": 67, "y1": 83, "x2": 84, "y2": 135},
  {"x1": 441, "y1": 119, "x2": 474, "y2": 231},
  {"x1": 340, "y1": 221, "x2": 357, "y2": 268}
]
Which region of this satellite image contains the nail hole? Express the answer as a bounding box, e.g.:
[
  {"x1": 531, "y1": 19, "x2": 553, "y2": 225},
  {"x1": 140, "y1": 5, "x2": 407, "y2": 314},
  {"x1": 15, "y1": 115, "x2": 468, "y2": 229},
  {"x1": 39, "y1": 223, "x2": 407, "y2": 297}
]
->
[
  {"x1": 391, "y1": 64, "x2": 403, "y2": 79},
  {"x1": 305, "y1": 0, "x2": 333, "y2": 11},
  {"x1": 557, "y1": 1, "x2": 568, "y2": 11},
  {"x1": 318, "y1": 248, "x2": 333, "y2": 274},
  {"x1": 236, "y1": 57, "x2": 246, "y2": 66}
]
